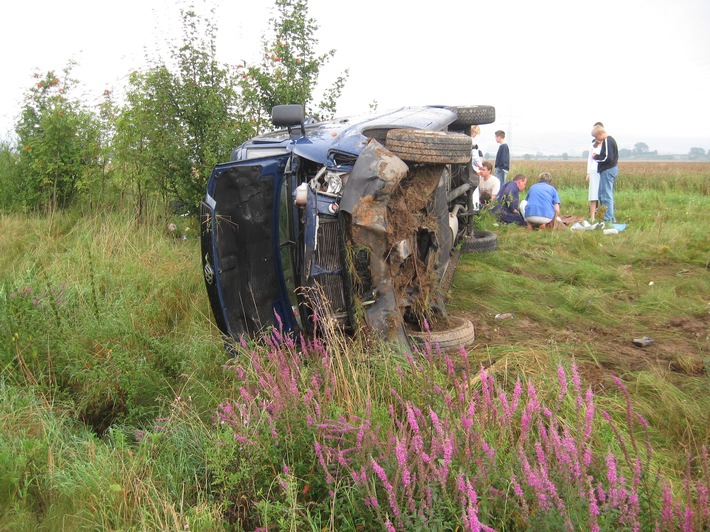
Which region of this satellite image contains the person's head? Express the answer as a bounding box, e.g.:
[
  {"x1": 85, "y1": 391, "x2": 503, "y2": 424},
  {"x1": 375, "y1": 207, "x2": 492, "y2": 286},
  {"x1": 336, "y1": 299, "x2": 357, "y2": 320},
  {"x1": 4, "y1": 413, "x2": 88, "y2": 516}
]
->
[
  {"x1": 470, "y1": 125, "x2": 480, "y2": 138},
  {"x1": 479, "y1": 191, "x2": 492, "y2": 203},
  {"x1": 512, "y1": 173, "x2": 527, "y2": 190},
  {"x1": 480, "y1": 160, "x2": 493, "y2": 178},
  {"x1": 538, "y1": 172, "x2": 552, "y2": 184},
  {"x1": 593, "y1": 121, "x2": 604, "y2": 128},
  {"x1": 591, "y1": 124, "x2": 606, "y2": 142},
  {"x1": 495, "y1": 130, "x2": 505, "y2": 143}
]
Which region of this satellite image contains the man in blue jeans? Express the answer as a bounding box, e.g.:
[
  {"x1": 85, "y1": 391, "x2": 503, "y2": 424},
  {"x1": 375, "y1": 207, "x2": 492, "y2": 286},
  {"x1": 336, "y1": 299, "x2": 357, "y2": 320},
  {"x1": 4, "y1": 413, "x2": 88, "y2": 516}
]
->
[
  {"x1": 494, "y1": 130, "x2": 510, "y2": 190},
  {"x1": 592, "y1": 125, "x2": 619, "y2": 222}
]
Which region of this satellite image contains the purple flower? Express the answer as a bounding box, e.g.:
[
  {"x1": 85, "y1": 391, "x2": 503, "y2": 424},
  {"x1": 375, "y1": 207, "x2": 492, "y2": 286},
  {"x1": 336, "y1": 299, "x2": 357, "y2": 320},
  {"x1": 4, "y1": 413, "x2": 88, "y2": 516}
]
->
[
  {"x1": 557, "y1": 365, "x2": 568, "y2": 402},
  {"x1": 606, "y1": 453, "x2": 618, "y2": 486},
  {"x1": 395, "y1": 438, "x2": 408, "y2": 467},
  {"x1": 661, "y1": 483, "x2": 674, "y2": 528},
  {"x1": 497, "y1": 387, "x2": 511, "y2": 423},
  {"x1": 511, "y1": 378, "x2": 522, "y2": 413},
  {"x1": 371, "y1": 458, "x2": 401, "y2": 518},
  {"x1": 584, "y1": 388, "x2": 595, "y2": 442},
  {"x1": 429, "y1": 408, "x2": 444, "y2": 437}
]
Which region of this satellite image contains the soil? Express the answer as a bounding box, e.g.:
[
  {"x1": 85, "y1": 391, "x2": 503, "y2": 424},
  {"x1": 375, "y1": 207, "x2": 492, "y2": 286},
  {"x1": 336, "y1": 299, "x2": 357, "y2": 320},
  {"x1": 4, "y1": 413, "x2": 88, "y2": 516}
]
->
[{"x1": 450, "y1": 307, "x2": 708, "y2": 390}]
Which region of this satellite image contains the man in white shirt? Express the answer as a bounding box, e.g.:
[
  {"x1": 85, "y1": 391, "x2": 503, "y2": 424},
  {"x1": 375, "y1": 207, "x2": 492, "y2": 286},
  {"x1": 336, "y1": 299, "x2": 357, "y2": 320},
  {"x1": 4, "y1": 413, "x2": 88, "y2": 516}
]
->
[{"x1": 477, "y1": 161, "x2": 500, "y2": 204}]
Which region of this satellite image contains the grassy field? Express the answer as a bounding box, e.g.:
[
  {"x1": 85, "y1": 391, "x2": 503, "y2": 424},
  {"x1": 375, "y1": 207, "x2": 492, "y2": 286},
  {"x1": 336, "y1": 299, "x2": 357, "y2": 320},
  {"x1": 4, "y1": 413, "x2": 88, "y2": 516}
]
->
[{"x1": 0, "y1": 162, "x2": 708, "y2": 530}]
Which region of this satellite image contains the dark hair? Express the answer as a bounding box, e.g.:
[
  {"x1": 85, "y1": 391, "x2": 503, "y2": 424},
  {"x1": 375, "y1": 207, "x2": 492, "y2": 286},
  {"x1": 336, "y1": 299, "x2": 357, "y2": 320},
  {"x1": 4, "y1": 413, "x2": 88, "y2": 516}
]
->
[
  {"x1": 512, "y1": 173, "x2": 526, "y2": 182},
  {"x1": 495, "y1": 130, "x2": 506, "y2": 138},
  {"x1": 593, "y1": 121, "x2": 604, "y2": 127}
]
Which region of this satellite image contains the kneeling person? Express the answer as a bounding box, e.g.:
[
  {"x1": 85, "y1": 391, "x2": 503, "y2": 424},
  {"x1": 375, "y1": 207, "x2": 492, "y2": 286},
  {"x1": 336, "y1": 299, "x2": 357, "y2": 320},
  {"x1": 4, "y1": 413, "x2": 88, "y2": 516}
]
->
[
  {"x1": 524, "y1": 172, "x2": 561, "y2": 229},
  {"x1": 491, "y1": 173, "x2": 528, "y2": 226}
]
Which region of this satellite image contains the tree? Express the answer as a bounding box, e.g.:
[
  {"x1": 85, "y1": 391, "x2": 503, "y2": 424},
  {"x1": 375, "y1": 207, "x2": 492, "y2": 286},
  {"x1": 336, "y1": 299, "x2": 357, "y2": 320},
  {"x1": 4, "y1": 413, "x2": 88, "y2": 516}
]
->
[
  {"x1": 239, "y1": 0, "x2": 349, "y2": 132},
  {"x1": 15, "y1": 65, "x2": 102, "y2": 212},
  {"x1": 0, "y1": 140, "x2": 21, "y2": 212},
  {"x1": 689, "y1": 147, "x2": 706, "y2": 159},
  {"x1": 113, "y1": 7, "x2": 252, "y2": 215},
  {"x1": 633, "y1": 142, "x2": 649, "y2": 155}
]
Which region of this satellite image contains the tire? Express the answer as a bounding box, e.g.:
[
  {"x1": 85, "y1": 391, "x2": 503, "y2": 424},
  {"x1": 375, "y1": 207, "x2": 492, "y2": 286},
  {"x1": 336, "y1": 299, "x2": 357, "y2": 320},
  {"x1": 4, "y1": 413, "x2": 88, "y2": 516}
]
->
[
  {"x1": 408, "y1": 316, "x2": 475, "y2": 353},
  {"x1": 460, "y1": 230, "x2": 498, "y2": 253},
  {"x1": 448, "y1": 105, "x2": 496, "y2": 129},
  {"x1": 386, "y1": 129, "x2": 472, "y2": 164}
]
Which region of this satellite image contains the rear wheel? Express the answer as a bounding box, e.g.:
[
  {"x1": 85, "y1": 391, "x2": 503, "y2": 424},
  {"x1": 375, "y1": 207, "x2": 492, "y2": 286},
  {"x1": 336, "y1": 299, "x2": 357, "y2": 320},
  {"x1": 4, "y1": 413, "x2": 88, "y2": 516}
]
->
[{"x1": 386, "y1": 129, "x2": 472, "y2": 164}]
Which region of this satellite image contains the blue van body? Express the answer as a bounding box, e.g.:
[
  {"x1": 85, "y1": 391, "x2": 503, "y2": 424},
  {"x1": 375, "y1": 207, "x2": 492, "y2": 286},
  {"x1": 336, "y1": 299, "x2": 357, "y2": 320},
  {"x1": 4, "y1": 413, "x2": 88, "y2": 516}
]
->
[{"x1": 200, "y1": 104, "x2": 495, "y2": 344}]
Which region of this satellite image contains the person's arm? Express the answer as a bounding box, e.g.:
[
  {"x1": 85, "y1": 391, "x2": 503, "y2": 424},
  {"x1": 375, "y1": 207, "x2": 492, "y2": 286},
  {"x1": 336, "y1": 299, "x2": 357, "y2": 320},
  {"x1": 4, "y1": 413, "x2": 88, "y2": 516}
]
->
[
  {"x1": 593, "y1": 138, "x2": 608, "y2": 163},
  {"x1": 586, "y1": 149, "x2": 595, "y2": 178},
  {"x1": 510, "y1": 188, "x2": 520, "y2": 212},
  {"x1": 491, "y1": 179, "x2": 500, "y2": 198},
  {"x1": 607, "y1": 137, "x2": 619, "y2": 166}
]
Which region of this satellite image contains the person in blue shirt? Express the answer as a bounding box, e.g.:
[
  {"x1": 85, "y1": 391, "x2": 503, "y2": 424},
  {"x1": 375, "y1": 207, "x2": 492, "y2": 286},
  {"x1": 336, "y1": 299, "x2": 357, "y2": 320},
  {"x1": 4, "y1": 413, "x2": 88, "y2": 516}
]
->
[
  {"x1": 491, "y1": 173, "x2": 528, "y2": 226},
  {"x1": 523, "y1": 172, "x2": 561, "y2": 229}
]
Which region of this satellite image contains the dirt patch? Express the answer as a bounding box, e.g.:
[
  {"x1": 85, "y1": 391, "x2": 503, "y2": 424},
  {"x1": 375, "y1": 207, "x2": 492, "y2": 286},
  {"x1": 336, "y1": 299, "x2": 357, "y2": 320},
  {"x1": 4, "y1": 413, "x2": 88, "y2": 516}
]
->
[
  {"x1": 667, "y1": 316, "x2": 708, "y2": 338},
  {"x1": 453, "y1": 309, "x2": 708, "y2": 390},
  {"x1": 386, "y1": 166, "x2": 446, "y2": 324},
  {"x1": 386, "y1": 165, "x2": 441, "y2": 245}
]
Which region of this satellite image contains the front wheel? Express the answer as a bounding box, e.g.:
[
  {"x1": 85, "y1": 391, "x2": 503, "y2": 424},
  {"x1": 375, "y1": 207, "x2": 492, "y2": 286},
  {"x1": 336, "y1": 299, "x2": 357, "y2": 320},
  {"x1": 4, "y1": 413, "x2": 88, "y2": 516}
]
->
[
  {"x1": 386, "y1": 129, "x2": 472, "y2": 164},
  {"x1": 448, "y1": 105, "x2": 496, "y2": 129}
]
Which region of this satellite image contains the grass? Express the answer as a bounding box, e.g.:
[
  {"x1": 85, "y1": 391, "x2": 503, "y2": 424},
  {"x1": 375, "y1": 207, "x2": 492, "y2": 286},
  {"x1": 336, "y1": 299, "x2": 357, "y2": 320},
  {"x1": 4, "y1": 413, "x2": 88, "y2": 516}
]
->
[{"x1": 0, "y1": 162, "x2": 708, "y2": 530}]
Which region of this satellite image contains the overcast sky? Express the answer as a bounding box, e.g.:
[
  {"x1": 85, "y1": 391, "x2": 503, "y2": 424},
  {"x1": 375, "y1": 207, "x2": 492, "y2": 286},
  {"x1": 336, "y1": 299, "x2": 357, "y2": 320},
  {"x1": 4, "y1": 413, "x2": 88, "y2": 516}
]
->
[{"x1": 2, "y1": 0, "x2": 709, "y2": 156}]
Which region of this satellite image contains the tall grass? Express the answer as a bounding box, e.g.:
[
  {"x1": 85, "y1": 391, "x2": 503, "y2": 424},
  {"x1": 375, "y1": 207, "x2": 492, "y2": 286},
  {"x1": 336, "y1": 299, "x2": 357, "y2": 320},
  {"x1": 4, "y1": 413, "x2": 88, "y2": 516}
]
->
[
  {"x1": 510, "y1": 160, "x2": 710, "y2": 195},
  {"x1": 206, "y1": 334, "x2": 710, "y2": 530},
  {"x1": 0, "y1": 163, "x2": 708, "y2": 529},
  {"x1": 0, "y1": 209, "x2": 228, "y2": 431}
]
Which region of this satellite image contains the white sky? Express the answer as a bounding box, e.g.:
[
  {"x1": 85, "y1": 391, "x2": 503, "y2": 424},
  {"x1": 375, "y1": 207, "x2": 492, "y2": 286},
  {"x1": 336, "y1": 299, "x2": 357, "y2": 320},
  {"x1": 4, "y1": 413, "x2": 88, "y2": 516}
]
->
[{"x1": 2, "y1": 0, "x2": 709, "y2": 156}]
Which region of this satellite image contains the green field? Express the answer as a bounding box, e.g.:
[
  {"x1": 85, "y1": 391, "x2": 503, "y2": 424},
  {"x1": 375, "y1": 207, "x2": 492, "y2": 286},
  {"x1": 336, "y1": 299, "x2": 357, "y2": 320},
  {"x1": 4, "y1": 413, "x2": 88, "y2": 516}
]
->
[{"x1": 0, "y1": 162, "x2": 708, "y2": 530}]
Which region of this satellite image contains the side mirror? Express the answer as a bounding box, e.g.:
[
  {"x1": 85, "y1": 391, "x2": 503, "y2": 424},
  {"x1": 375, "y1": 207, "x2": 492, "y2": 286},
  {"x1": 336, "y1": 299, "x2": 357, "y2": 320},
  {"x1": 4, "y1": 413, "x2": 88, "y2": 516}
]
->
[{"x1": 272, "y1": 104, "x2": 306, "y2": 139}]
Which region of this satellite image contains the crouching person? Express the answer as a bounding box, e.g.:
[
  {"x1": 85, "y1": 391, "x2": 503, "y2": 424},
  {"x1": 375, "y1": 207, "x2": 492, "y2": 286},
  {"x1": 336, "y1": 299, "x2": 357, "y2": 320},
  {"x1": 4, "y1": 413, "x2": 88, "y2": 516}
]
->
[
  {"x1": 491, "y1": 173, "x2": 528, "y2": 226},
  {"x1": 523, "y1": 172, "x2": 561, "y2": 229}
]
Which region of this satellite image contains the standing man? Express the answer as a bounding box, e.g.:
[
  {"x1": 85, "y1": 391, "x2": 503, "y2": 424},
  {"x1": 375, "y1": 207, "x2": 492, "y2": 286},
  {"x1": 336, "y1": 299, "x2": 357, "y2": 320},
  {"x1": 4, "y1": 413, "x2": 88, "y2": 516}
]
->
[
  {"x1": 494, "y1": 130, "x2": 510, "y2": 190},
  {"x1": 591, "y1": 124, "x2": 619, "y2": 222}
]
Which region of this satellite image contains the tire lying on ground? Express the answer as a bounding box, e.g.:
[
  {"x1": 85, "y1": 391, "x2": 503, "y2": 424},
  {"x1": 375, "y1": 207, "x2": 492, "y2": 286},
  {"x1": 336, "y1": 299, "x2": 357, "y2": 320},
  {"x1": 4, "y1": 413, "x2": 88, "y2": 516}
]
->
[
  {"x1": 407, "y1": 315, "x2": 475, "y2": 354},
  {"x1": 385, "y1": 129, "x2": 472, "y2": 164},
  {"x1": 461, "y1": 230, "x2": 498, "y2": 253}
]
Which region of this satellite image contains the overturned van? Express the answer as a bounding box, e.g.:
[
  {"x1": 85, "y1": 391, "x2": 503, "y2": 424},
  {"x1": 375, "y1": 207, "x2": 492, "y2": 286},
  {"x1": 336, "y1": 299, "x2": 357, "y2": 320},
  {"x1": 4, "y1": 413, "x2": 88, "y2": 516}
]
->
[{"x1": 200, "y1": 104, "x2": 495, "y2": 349}]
